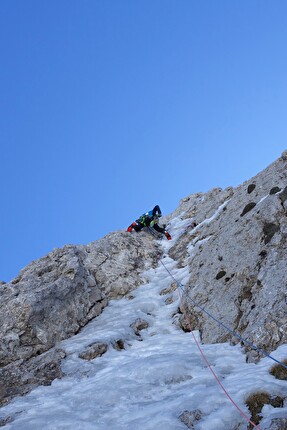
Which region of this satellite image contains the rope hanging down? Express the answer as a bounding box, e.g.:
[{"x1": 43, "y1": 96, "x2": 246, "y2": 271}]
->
[
  {"x1": 177, "y1": 286, "x2": 261, "y2": 430},
  {"x1": 160, "y1": 250, "x2": 287, "y2": 426},
  {"x1": 148, "y1": 227, "x2": 269, "y2": 428},
  {"x1": 148, "y1": 223, "x2": 285, "y2": 428},
  {"x1": 159, "y1": 258, "x2": 287, "y2": 371}
]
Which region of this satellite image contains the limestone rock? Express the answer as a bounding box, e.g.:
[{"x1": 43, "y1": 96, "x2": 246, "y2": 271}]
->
[
  {"x1": 79, "y1": 342, "x2": 108, "y2": 361},
  {"x1": 1, "y1": 150, "x2": 287, "y2": 414},
  {"x1": 112, "y1": 339, "x2": 125, "y2": 350},
  {"x1": 0, "y1": 230, "x2": 161, "y2": 405},
  {"x1": 174, "y1": 153, "x2": 287, "y2": 359},
  {"x1": 84, "y1": 231, "x2": 162, "y2": 299},
  {"x1": 179, "y1": 409, "x2": 202, "y2": 428},
  {"x1": 160, "y1": 282, "x2": 178, "y2": 295},
  {"x1": 130, "y1": 318, "x2": 149, "y2": 336},
  {"x1": 0, "y1": 232, "x2": 160, "y2": 366},
  {"x1": 0, "y1": 245, "x2": 107, "y2": 367},
  {"x1": 0, "y1": 348, "x2": 66, "y2": 407}
]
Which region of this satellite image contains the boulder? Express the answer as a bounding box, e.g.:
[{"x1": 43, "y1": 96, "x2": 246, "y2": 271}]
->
[{"x1": 78, "y1": 342, "x2": 108, "y2": 361}]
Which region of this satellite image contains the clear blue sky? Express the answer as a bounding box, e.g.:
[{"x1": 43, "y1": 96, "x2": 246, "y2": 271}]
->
[{"x1": 1, "y1": 1, "x2": 287, "y2": 282}]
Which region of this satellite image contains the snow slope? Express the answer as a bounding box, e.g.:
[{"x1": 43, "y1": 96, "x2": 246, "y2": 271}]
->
[{"x1": 1, "y1": 215, "x2": 287, "y2": 430}]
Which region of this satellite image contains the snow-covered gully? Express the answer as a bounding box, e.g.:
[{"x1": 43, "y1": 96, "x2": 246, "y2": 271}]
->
[{"x1": 1, "y1": 210, "x2": 287, "y2": 429}]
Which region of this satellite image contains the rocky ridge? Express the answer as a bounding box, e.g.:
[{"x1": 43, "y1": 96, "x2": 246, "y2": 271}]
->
[
  {"x1": 0, "y1": 233, "x2": 161, "y2": 405},
  {"x1": 0, "y1": 151, "x2": 287, "y2": 425},
  {"x1": 167, "y1": 151, "x2": 287, "y2": 361}
]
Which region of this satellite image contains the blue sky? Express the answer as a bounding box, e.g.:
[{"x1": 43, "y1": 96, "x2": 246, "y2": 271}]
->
[{"x1": 1, "y1": 0, "x2": 287, "y2": 282}]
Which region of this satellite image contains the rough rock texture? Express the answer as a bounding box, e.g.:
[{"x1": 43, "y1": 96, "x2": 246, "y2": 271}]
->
[
  {"x1": 130, "y1": 318, "x2": 149, "y2": 336},
  {"x1": 179, "y1": 409, "x2": 202, "y2": 428},
  {"x1": 84, "y1": 232, "x2": 162, "y2": 298},
  {"x1": 0, "y1": 348, "x2": 66, "y2": 407},
  {"x1": 1, "y1": 150, "x2": 287, "y2": 413},
  {"x1": 170, "y1": 151, "x2": 287, "y2": 360},
  {"x1": 0, "y1": 245, "x2": 106, "y2": 368},
  {"x1": 78, "y1": 342, "x2": 108, "y2": 361},
  {"x1": 268, "y1": 418, "x2": 287, "y2": 430},
  {"x1": 0, "y1": 231, "x2": 161, "y2": 405}
]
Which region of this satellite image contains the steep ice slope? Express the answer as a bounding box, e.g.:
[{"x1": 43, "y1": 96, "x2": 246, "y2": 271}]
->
[{"x1": 1, "y1": 212, "x2": 287, "y2": 430}]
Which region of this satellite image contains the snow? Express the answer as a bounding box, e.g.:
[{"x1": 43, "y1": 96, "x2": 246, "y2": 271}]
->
[
  {"x1": 1, "y1": 208, "x2": 287, "y2": 429},
  {"x1": 257, "y1": 195, "x2": 269, "y2": 205},
  {"x1": 191, "y1": 199, "x2": 231, "y2": 231}
]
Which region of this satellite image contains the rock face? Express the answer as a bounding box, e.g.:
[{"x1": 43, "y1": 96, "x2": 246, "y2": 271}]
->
[
  {"x1": 0, "y1": 231, "x2": 161, "y2": 405},
  {"x1": 0, "y1": 348, "x2": 66, "y2": 407},
  {"x1": 169, "y1": 151, "x2": 287, "y2": 360},
  {"x1": 78, "y1": 342, "x2": 108, "y2": 361},
  {"x1": 1, "y1": 151, "x2": 287, "y2": 409},
  {"x1": 0, "y1": 245, "x2": 106, "y2": 368}
]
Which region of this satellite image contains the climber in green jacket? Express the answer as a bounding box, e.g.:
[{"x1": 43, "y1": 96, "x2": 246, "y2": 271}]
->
[{"x1": 127, "y1": 205, "x2": 171, "y2": 240}]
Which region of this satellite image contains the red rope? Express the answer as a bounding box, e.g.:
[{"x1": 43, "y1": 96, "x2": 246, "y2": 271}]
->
[{"x1": 178, "y1": 289, "x2": 261, "y2": 430}]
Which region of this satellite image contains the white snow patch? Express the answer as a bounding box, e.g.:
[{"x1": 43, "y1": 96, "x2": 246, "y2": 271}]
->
[{"x1": 1, "y1": 209, "x2": 286, "y2": 430}]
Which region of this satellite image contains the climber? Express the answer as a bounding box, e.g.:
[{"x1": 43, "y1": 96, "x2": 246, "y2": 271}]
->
[{"x1": 127, "y1": 205, "x2": 172, "y2": 240}]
